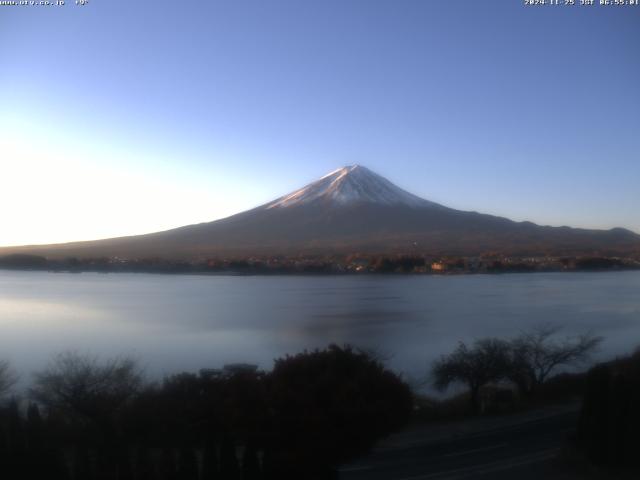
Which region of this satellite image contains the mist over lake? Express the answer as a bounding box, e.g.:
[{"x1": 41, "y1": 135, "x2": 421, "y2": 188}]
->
[{"x1": 1, "y1": 270, "x2": 639, "y2": 387}]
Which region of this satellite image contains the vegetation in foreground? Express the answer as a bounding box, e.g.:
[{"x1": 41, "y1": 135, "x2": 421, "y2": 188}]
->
[
  {"x1": 577, "y1": 348, "x2": 640, "y2": 472},
  {"x1": 430, "y1": 325, "x2": 602, "y2": 414},
  {"x1": 0, "y1": 328, "x2": 637, "y2": 479},
  {"x1": 422, "y1": 329, "x2": 640, "y2": 476},
  {"x1": 0, "y1": 345, "x2": 412, "y2": 480}
]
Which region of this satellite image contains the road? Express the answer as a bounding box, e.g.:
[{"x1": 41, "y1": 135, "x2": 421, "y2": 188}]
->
[{"x1": 340, "y1": 406, "x2": 581, "y2": 480}]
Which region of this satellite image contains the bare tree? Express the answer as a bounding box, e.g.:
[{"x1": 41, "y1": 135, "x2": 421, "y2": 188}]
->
[
  {"x1": 432, "y1": 338, "x2": 511, "y2": 413},
  {"x1": 30, "y1": 352, "x2": 143, "y2": 425},
  {"x1": 0, "y1": 359, "x2": 17, "y2": 398},
  {"x1": 356, "y1": 346, "x2": 395, "y2": 365},
  {"x1": 508, "y1": 325, "x2": 603, "y2": 397}
]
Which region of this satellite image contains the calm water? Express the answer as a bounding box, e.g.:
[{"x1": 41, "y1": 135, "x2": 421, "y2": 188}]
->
[{"x1": 1, "y1": 270, "x2": 639, "y2": 387}]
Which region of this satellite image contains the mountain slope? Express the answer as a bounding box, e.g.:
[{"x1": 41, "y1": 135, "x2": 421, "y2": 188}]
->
[{"x1": 1, "y1": 165, "x2": 639, "y2": 259}]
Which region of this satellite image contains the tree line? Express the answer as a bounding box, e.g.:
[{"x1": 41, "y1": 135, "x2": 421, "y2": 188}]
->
[
  {"x1": 0, "y1": 327, "x2": 627, "y2": 478},
  {"x1": 431, "y1": 325, "x2": 602, "y2": 413},
  {"x1": 0, "y1": 346, "x2": 412, "y2": 480}
]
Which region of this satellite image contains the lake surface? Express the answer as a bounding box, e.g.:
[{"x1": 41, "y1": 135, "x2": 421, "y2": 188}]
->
[{"x1": 1, "y1": 270, "x2": 639, "y2": 389}]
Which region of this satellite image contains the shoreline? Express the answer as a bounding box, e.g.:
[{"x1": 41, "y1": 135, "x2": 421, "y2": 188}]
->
[{"x1": 0, "y1": 264, "x2": 638, "y2": 277}]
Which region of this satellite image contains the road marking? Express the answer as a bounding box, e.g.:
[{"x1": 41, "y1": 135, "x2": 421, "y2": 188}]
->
[
  {"x1": 340, "y1": 443, "x2": 507, "y2": 474},
  {"x1": 375, "y1": 409, "x2": 578, "y2": 453},
  {"x1": 340, "y1": 465, "x2": 373, "y2": 472},
  {"x1": 394, "y1": 448, "x2": 558, "y2": 480},
  {"x1": 442, "y1": 443, "x2": 508, "y2": 458}
]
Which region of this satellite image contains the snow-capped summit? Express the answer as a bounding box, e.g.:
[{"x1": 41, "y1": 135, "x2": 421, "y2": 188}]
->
[{"x1": 264, "y1": 165, "x2": 441, "y2": 209}]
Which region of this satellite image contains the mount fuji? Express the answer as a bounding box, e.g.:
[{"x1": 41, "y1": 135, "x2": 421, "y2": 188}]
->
[{"x1": 2, "y1": 165, "x2": 639, "y2": 259}]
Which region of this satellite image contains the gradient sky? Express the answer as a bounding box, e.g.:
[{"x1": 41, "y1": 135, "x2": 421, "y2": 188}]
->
[{"x1": 1, "y1": 0, "x2": 638, "y2": 246}]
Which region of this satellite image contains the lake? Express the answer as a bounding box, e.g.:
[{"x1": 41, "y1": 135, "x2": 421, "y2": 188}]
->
[{"x1": 1, "y1": 270, "x2": 639, "y2": 389}]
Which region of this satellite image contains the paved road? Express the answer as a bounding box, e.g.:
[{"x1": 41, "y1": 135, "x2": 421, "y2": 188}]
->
[{"x1": 340, "y1": 408, "x2": 580, "y2": 480}]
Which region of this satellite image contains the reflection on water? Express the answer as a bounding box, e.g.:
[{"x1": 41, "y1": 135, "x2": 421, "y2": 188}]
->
[
  {"x1": 0, "y1": 270, "x2": 639, "y2": 387},
  {"x1": 0, "y1": 298, "x2": 108, "y2": 327}
]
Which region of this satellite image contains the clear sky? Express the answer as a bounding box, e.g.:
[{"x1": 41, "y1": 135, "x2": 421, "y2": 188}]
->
[{"x1": 1, "y1": 0, "x2": 638, "y2": 246}]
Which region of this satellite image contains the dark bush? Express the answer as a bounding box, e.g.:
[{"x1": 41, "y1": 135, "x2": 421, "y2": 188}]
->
[
  {"x1": 577, "y1": 350, "x2": 640, "y2": 469},
  {"x1": 9, "y1": 345, "x2": 411, "y2": 479},
  {"x1": 268, "y1": 344, "x2": 413, "y2": 473}
]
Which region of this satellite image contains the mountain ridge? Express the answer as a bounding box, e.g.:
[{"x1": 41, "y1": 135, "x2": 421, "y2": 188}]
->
[{"x1": 1, "y1": 166, "x2": 639, "y2": 259}]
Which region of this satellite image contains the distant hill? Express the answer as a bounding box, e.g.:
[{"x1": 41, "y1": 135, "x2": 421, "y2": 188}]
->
[{"x1": 2, "y1": 165, "x2": 639, "y2": 259}]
